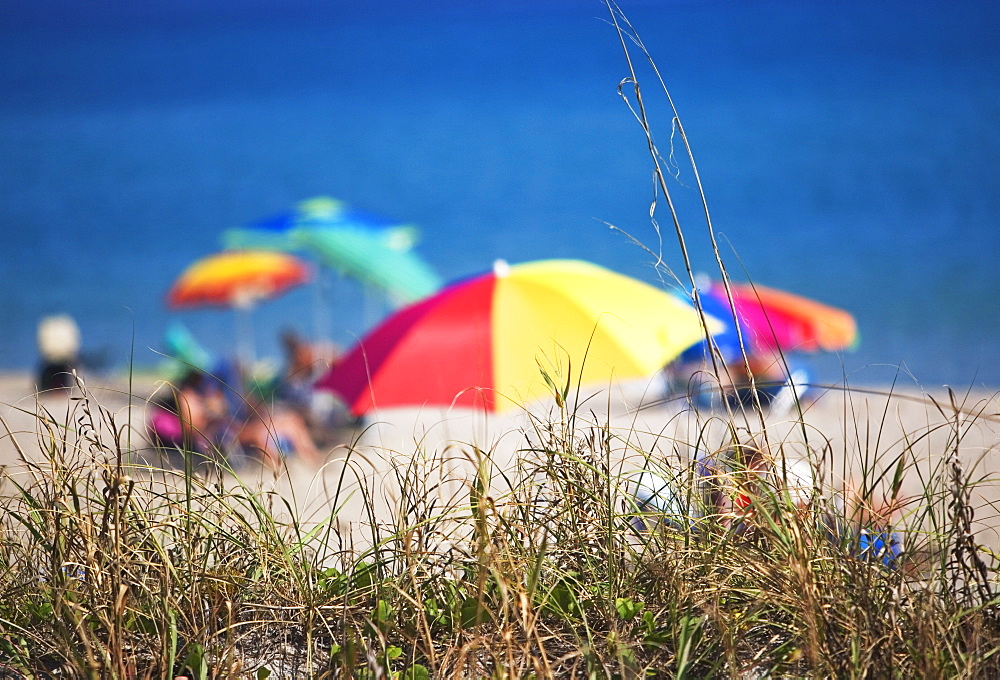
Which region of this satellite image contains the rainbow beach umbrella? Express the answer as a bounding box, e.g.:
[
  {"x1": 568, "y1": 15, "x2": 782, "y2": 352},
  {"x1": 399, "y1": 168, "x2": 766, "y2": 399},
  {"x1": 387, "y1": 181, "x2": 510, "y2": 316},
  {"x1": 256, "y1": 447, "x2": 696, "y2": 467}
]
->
[
  {"x1": 316, "y1": 259, "x2": 719, "y2": 414},
  {"x1": 223, "y1": 196, "x2": 440, "y2": 304},
  {"x1": 680, "y1": 279, "x2": 858, "y2": 362},
  {"x1": 223, "y1": 196, "x2": 441, "y2": 335},
  {"x1": 166, "y1": 250, "x2": 311, "y2": 361},
  {"x1": 167, "y1": 250, "x2": 311, "y2": 309}
]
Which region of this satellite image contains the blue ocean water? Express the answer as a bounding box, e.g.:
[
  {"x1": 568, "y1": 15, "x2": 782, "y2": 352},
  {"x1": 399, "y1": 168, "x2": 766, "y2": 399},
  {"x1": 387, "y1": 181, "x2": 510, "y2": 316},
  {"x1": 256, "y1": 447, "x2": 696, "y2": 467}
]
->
[{"x1": 2, "y1": 0, "x2": 998, "y2": 388}]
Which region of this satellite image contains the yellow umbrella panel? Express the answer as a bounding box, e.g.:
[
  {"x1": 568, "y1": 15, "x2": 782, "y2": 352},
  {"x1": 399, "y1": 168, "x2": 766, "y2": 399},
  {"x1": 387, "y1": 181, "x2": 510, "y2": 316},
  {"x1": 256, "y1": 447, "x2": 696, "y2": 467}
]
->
[{"x1": 491, "y1": 260, "x2": 715, "y2": 406}]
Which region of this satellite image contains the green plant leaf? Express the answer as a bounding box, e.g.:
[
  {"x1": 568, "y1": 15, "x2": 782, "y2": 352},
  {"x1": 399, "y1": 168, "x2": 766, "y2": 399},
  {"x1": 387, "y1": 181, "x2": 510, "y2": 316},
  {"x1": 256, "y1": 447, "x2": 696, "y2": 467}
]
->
[
  {"x1": 460, "y1": 597, "x2": 489, "y2": 627},
  {"x1": 403, "y1": 665, "x2": 429, "y2": 680},
  {"x1": 351, "y1": 561, "x2": 376, "y2": 591},
  {"x1": 183, "y1": 643, "x2": 208, "y2": 680},
  {"x1": 615, "y1": 597, "x2": 644, "y2": 621},
  {"x1": 318, "y1": 566, "x2": 347, "y2": 595}
]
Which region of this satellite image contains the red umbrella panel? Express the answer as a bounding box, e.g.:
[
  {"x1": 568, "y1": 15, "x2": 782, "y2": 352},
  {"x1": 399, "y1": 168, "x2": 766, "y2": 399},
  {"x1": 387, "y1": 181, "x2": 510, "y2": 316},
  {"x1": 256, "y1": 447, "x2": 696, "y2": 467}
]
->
[{"x1": 324, "y1": 276, "x2": 495, "y2": 412}]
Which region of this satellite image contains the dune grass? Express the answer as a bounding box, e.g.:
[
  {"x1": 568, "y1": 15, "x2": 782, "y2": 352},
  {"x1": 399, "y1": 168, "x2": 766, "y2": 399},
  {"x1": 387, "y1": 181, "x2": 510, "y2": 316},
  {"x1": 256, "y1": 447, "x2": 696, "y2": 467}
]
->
[{"x1": 1, "y1": 374, "x2": 999, "y2": 678}]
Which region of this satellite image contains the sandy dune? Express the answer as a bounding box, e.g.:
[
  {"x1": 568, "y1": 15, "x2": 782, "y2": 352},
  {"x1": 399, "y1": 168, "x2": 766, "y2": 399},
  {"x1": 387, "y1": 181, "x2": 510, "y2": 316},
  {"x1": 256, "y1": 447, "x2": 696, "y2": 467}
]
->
[{"x1": 3, "y1": 370, "x2": 999, "y2": 555}]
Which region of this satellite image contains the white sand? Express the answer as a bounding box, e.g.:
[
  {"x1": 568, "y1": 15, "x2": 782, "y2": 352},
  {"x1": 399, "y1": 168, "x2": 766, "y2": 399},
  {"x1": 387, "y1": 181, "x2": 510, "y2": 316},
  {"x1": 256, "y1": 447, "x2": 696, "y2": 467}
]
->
[{"x1": 3, "y1": 370, "x2": 999, "y2": 554}]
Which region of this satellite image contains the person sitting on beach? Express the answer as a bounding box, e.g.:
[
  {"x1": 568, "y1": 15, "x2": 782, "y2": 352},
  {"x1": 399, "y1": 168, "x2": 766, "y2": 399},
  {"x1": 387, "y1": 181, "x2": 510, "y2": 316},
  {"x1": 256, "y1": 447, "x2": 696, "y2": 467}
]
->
[
  {"x1": 272, "y1": 328, "x2": 348, "y2": 439},
  {"x1": 626, "y1": 442, "x2": 809, "y2": 535},
  {"x1": 721, "y1": 351, "x2": 789, "y2": 410},
  {"x1": 696, "y1": 441, "x2": 779, "y2": 534},
  {"x1": 664, "y1": 348, "x2": 808, "y2": 415},
  {"x1": 236, "y1": 378, "x2": 321, "y2": 470},
  {"x1": 695, "y1": 441, "x2": 906, "y2": 568},
  {"x1": 836, "y1": 481, "x2": 908, "y2": 570},
  {"x1": 36, "y1": 314, "x2": 81, "y2": 393},
  {"x1": 146, "y1": 369, "x2": 232, "y2": 462},
  {"x1": 275, "y1": 329, "x2": 321, "y2": 419}
]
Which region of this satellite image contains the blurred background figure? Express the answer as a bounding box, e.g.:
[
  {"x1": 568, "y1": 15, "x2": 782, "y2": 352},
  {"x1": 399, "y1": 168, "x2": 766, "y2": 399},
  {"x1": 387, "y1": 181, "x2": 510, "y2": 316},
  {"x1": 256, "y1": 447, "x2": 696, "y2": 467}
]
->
[
  {"x1": 36, "y1": 314, "x2": 80, "y2": 392},
  {"x1": 723, "y1": 351, "x2": 792, "y2": 410},
  {"x1": 145, "y1": 367, "x2": 233, "y2": 472},
  {"x1": 274, "y1": 328, "x2": 347, "y2": 442},
  {"x1": 277, "y1": 328, "x2": 319, "y2": 418},
  {"x1": 237, "y1": 374, "x2": 321, "y2": 471},
  {"x1": 696, "y1": 441, "x2": 775, "y2": 534}
]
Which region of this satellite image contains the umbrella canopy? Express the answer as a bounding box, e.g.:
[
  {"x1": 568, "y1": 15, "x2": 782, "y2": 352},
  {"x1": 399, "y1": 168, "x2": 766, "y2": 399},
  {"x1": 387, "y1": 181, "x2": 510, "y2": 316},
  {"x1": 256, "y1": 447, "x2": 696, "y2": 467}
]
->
[
  {"x1": 316, "y1": 259, "x2": 720, "y2": 414},
  {"x1": 227, "y1": 196, "x2": 415, "y2": 241},
  {"x1": 295, "y1": 228, "x2": 441, "y2": 305},
  {"x1": 222, "y1": 196, "x2": 440, "y2": 304},
  {"x1": 166, "y1": 250, "x2": 311, "y2": 309},
  {"x1": 679, "y1": 280, "x2": 858, "y2": 362}
]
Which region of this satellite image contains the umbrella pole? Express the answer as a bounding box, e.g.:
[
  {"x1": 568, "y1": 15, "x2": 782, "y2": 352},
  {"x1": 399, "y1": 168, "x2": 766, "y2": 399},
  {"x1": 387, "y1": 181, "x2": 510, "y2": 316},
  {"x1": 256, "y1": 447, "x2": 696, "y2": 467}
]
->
[
  {"x1": 362, "y1": 282, "x2": 387, "y2": 329},
  {"x1": 313, "y1": 269, "x2": 331, "y2": 344},
  {"x1": 235, "y1": 305, "x2": 256, "y2": 367},
  {"x1": 363, "y1": 283, "x2": 376, "y2": 329}
]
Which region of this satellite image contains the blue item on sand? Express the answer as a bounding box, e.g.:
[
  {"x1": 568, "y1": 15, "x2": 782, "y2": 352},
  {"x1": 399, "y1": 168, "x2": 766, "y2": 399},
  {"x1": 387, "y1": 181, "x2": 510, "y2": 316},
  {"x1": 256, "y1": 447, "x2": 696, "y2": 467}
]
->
[{"x1": 855, "y1": 529, "x2": 905, "y2": 569}]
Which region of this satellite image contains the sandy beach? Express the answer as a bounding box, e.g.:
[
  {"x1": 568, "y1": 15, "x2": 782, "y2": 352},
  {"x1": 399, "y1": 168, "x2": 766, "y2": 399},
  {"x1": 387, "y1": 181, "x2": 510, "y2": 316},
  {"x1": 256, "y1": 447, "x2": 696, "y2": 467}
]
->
[{"x1": 2, "y1": 369, "x2": 999, "y2": 554}]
